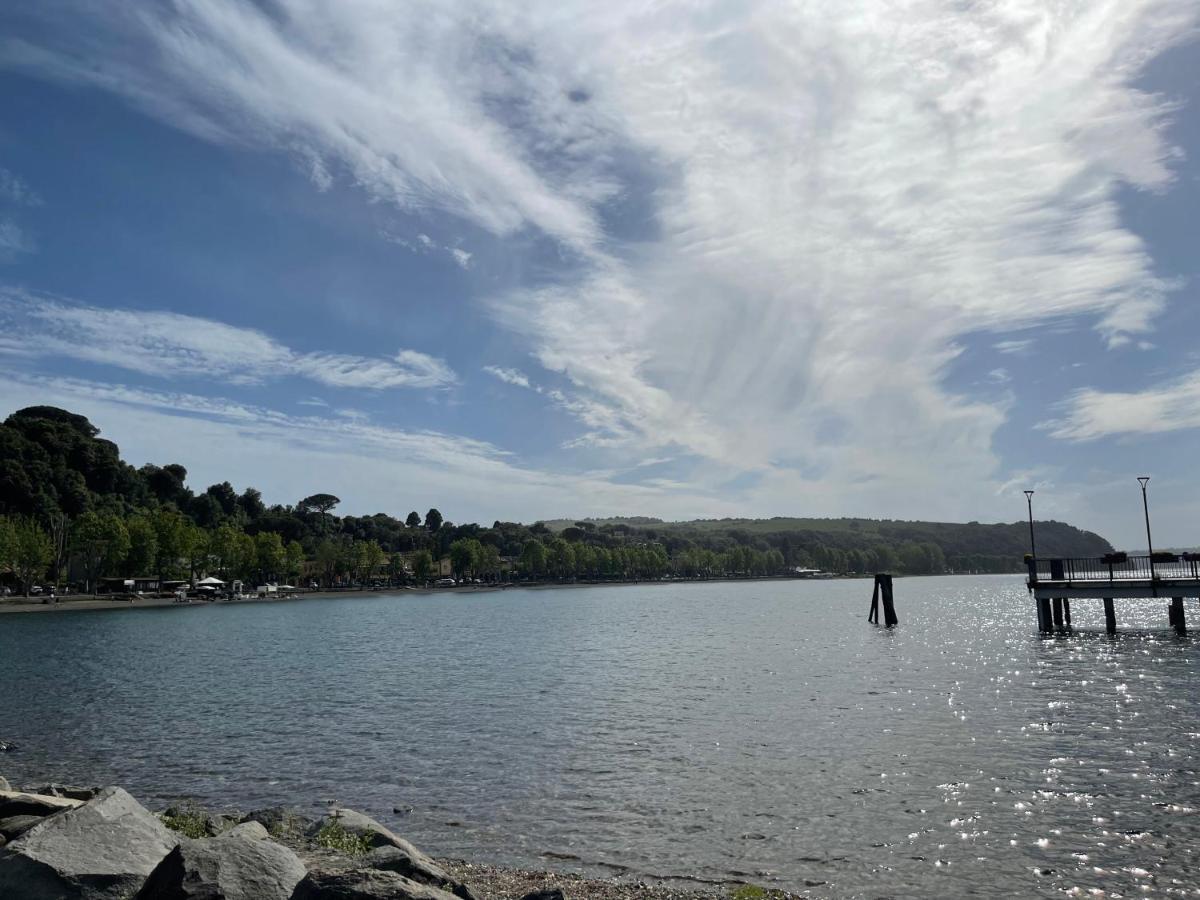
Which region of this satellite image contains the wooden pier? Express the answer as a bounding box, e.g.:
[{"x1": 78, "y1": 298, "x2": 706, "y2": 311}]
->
[{"x1": 1027, "y1": 553, "x2": 1200, "y2": 635}]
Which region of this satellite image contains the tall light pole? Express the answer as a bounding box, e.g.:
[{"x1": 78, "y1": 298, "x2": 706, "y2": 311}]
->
[
  {"x1": 1024, "y1": 490, "x2": 1037, "y2": 566},
  {"x1": 1138, "y1": 476, "x2": 1154, "y2": 581}
]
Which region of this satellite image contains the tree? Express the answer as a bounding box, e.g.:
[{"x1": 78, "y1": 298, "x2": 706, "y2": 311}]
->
[
  {"x1": 300, "y1": 493, "x2": 340, "y2": 533},
  {"x1": 315, "y1": 539, "x2": 340, "y2": 587},
  {"x1": 153, "y1": 508, "x2": 189, "y2": 583},
  {"x1": 411, "y1": 550, "x2": 433, "y2": 583},
  {"x1": 182, "y1": 523, "x2": 209, "y2": 583},
  {"x1": 72, "y1": 511, "x2": 130, "y2": 593},
  {"x1": 12, "y1": 517, "x2": 53, "y2": 596},
  {"x1": 519, "y1": 539, "x2": 546, "y2": 578},
  {"x1": 362, "y1": 541, "x2": 387, "y2": 582},
  {"x1": 125, "y1": 515, "x2": 158, "y2": 576},
  {"x1": 405, "y1": 511, "x2": 421, "y2": 528},
  {"x1": 478, "y1": 544, "x2": 501, "y2": 582},
  {"x1": 548, "y1": 538, "x2": 575, "y2": 580},
  {"x1": 424, "y1": 508, "x2": 443, "y2": 532},
  {"x1": 254, "y1": 531, "x2": 286, "y2": 581},
  {"x1": 285, "y1": 541, "x2": 305, "y2": 584},
  {"x1": 449, "y1": 538, "x2": 481, "y2": 579},
  {"x1": 208, "y1": 524, "x2": 241, "y2": 578}
]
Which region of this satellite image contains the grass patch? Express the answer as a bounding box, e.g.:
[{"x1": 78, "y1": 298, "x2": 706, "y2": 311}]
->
[
  {"x1": 314, "y1": 820, "x2": 373, "y2": 856},
  {"x1": 159, "y1": 801, "x2": 210, "y2": 839},
  {"x1": 267, "y1": 810, "x2": 307, "y2": 841},
  {"x1": 731, "y1": 886, "x2": 791, "y2": 900}
]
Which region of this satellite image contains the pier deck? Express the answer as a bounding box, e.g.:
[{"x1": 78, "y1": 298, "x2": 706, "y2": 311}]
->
[{"x1": 1027, "y1": 553, "x2": 1200, "y2": 634}]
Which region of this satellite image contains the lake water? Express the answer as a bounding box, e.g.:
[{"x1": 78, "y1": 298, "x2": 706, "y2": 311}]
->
[{"x1": 2, "y1": 576, "x2": 1198, "y2": 897}]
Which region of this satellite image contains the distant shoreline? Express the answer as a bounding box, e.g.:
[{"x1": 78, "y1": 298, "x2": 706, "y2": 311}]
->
[{"x1": 0, "y1": 571, "x2": 1018, "y2": 616}]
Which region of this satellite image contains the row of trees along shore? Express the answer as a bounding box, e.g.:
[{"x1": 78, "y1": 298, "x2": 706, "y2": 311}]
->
[{"x1": 0, "y1": 406, "x2": 1113, "y2": 595}]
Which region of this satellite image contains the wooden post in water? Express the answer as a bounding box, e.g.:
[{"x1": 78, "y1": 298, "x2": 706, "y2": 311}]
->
[
  {"x1": 1063, "y1": 599, "x2": 1072, "y2": 628},
  {"x1": 868, "y1": 574, "x2": 897, "y2": 626},
  {"x1": 1037, "y1": 597, "x2": 1053, "y2": 633},
  {"x1": 1052, "y1": 598, "x2": 1064, "y2": 632},
  {"x1": 1170, "y1": 597, "x2": 1186, "y2": 636},
  {"x1": 1103, "y1": 598, "x2": 1116, "y2": 635}
]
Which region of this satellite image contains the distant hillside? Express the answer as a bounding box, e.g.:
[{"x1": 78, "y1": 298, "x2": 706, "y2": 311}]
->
[{"x1": 544, "y1": 515, "x2": 1112, "y2": 574}]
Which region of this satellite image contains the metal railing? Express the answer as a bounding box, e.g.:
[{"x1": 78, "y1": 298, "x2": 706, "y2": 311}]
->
[{"x1": 1028, "y1": 553, "x2": 1200, "y2": 584}]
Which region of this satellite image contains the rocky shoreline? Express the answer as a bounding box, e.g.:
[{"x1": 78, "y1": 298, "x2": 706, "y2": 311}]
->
[{"x1": 0, "y1": 776, "x2": 804, "y2": 899}]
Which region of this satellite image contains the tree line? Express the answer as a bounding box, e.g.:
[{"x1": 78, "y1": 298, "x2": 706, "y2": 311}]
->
[{"x1": 0, "y1": 406, "x2": 1113, "y2": 595}]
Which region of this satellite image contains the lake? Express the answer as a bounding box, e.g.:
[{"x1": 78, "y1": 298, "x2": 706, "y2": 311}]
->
[{"x1": 2, "y1": 576, "x2": 1198, "y2": 897}]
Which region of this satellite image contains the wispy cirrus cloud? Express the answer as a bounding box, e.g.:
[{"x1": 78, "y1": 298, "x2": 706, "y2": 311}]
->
[
  {"x1": 1043, "y1": 370, "x2": 1200, "y2": 441},
  {"x1": 2, "y1": 0, "x2": 1198, "y2": 530},
  {"x1": 0, "y1": 288, "x2": 455, "y2": 391}
]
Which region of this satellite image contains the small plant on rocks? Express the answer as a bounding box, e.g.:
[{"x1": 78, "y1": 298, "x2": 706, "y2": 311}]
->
[
  {"x1": 159, "y1": 801, "x2": 210, "y2": 839},
  {"x1": 315, "y1": 820, "x2": 373, "y2": 856}
]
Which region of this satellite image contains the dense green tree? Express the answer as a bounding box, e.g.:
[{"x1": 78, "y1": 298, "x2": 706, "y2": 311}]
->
[
  {"x1": 254, "y1": 532, "x2": 286, "y2": 581},
  {"x1": 411, "y1": 549, "x2": 433, "y2": 583},
  {"x1": 519, "y1": 539, "x2": 546, "y2": 576},
  {"x1": 125, "y1": 515, "x2": 158, "y2": 576},
  {"x1": 405, "y1": 511, "x2": 421, "y2": 528},
  {"x1": 12, "y1": 517, "x2": 53, "y2": 595},
  {"x1": 285, "y1": 541, "x2": 305, "y2": 583},
  {"x1": 72, "y1": 511, "x2": 130, "y2": 592},
  {"x1": 425, "y1": 508, "x2": 443, "y2": 532},
  {"x1": 300, "y1": 493, "x2": 340, "y2": 533},
  {"x1": 449, "y1": 538, "x2": 482, "y2": 579}
]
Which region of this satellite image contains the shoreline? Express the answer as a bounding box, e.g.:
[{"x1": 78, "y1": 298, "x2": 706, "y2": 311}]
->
[
  {"x1": 0, "y1": 571, "x2": 1016, "y2": 616},
  {"x1": 0, "y1": 776, "x2": 802, "y2": 899}
]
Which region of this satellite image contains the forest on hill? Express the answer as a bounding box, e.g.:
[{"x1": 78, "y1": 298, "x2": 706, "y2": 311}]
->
[{"x1": 0, "y1": 406, "x2": 1112, "y2": 593}]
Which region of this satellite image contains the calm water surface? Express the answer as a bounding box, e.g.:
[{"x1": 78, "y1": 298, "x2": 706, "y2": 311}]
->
[{"x1": 2, "y1": 576, "x2": 1198, "y2": 897}]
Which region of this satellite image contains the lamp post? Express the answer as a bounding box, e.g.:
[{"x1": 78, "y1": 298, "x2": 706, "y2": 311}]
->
[
  {"x1": 1138, "y1": 476, "x2": 1154, "y2": 581},
  {"x1": 1024, "y1": 490, "x2": 1037, "y2": 569}
]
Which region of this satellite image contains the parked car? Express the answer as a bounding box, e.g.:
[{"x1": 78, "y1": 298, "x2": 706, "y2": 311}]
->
[
  {"x1": 29, "y1": 585, "x2": 43, "y2": 595},
  {"x1": 435, "y1": 577, "x2": 456, "y2": 587}
]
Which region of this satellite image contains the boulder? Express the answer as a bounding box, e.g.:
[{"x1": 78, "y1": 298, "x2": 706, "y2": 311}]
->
[
  {"x1": 241, "y1": 806, "x2": 312, "y2": 837},
  {"x1": 291, "y1": 868, "x2": 462, "y2": 900},
  {"x1": 0, "y1": 790, "x2": 84, "y2": 818},
  {"x1": 0, "y1": 786, "x2": 178, "y2": 899},
  {"x1": 135, "y1": 828, "x2": 307, "y2": 900},
  {"x1": 0, "y1": 816, "x2": 45, "y2": 841},
  {"x1": 23, "y1": 785, "x2": 102, "y2": 802},
  {"x1": 226, "y1": 820, "x2": 269, "y2": 841},
  {"x1": 0, "y1": 776, "x2": 10, "y2": 792},
  {"x1": 310, "y1": 809, "x2": 427, "y2": 856},
  {"x1": 365, "y1": 847, "x2": 478, "y2": 900}
]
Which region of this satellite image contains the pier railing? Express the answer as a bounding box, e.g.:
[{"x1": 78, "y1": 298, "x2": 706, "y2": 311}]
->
[{"x1": 1028, "y1": 553, "x2": 1200, "y2": 584}]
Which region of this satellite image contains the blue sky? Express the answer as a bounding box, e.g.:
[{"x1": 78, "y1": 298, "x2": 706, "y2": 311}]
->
[{"x1": 0, "y1": 2, "x2": 1198, "y2": 548}]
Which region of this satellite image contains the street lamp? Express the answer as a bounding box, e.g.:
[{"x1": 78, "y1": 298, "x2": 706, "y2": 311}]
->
[
  {"x1": 1024, "y1": 490, "x2": 1037, "y2": 567},
  {"x1": 1138, "y1": 476, "x2": 1154, "y2": 580}
]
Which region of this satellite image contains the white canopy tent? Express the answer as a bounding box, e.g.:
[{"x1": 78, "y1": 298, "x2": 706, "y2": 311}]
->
[{"x1": 196, "y1": 576, "x2": 226, "y2": 586}]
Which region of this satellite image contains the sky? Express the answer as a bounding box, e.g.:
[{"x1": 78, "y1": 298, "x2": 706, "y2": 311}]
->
[{"x1": 0, "y1": 1, "x2": 1198, "y2": 549}]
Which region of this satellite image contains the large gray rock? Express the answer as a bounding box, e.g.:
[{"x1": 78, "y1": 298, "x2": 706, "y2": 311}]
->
[
  {"x1": 0, "y1": 790, "x2": 83, "y2": 818},
  {"x1": 23, "y1": 784, "x2": 102, "y2": 802},
  {"x1": 0, "y1": 776, "x2": 10, "y2": 792},
  {"x1": 0, "y1": 786, "x2": 178, "y2": 899},
  {"x1": 0, "y1": 815, "x2": 45, "y2": 841},
  {"x1": 135, "y1": 827, "x2": 307, "y2": 900},
  {"x1": 311, "y1": 809, "x2": 429, "y2": 857},
  {"x1": 241, "y1": 806, "x2": 312, "y2": 838},
  {"x1": 365, "y1": 848, "x2": 477, "y2": 900},
  {"x1": 291, "y1": 868, "x2": 461, "y2": 900}
]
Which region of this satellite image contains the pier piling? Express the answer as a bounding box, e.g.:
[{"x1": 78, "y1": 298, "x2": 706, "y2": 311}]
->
[
  {"x1": 868, "y1": 574, "x2": 897, "y2": 627},
  {"x1": 1170, "y1": 597, "x2": 1186, "y2": 635},
  {"x1": 1052, "y1": 598, "x2": 1064, "y2": 631},
  {"x1": 1037, "y1": 597, "x2": 1052, "y2": 633},
  {"x1": 1103, "y1": 598, "x2": 1116, "y2": 635}
]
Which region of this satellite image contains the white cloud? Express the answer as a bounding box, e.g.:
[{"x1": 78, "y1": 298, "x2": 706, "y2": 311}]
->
[
  {"x1": 0, "y1": 288, "x2": 456, "y2": 390},
  {"x1": 1043, "y1": 370, "x2": 1200, "y2": 441},
  {"x1": 2, "y1": 1, "x2": 1197, "y2": 533},
  {"x1": 0, "y1": 167, "x2": 41, "y2": 206},
  {"x1": 0, "y1": 370, "x2": 735, "y2": 522},
  {"x1": 994, "y1": 339, "x2": 1034, "y2": 356},
  {"x1": 0, "y1": 220, "x2": 34, "y2": 260},
  {"x1": 483, "y1": 365, "x2": 532, "y2": 389}
]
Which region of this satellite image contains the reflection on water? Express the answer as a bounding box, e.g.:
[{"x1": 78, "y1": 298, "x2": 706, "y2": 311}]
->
[{"x1": 2, "y1": 576, "x2": 1198, "y2": 897}]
